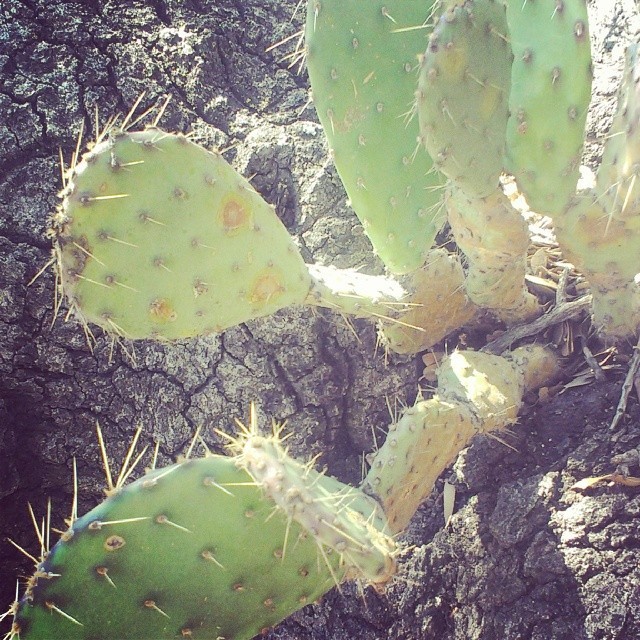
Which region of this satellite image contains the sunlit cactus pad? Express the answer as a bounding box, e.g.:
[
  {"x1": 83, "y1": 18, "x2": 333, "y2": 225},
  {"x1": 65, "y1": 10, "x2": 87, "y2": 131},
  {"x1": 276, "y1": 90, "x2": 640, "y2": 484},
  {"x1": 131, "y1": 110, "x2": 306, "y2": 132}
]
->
[
  {"x1": 54, "y1": 128, "x2": 311, "y2": 340},
  {"x1": 13, "y1": 454, "x2": 340, "y2": 639},
  {"x1": 13, "y1": 418, "x2": 397, "y2": 640},
  {"x1": 417, "y1": 0, "x2": 512, "y2": 197}
]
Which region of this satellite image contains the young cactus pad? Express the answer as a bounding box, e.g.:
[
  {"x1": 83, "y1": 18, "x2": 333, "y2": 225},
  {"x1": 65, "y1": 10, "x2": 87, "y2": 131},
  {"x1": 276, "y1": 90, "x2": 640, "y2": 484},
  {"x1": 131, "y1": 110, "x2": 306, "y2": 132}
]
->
[
  {"x1": 232, "y1": 429, "x2": 396, "y2": 585},
  {"x1": 417, "y1": 0, "x2": 512, "y2": 198},
  {"x1": 378, "y1": 248, "x2": 476, "y2": 355},
  {"x1": 12, "y1": 424, "x2": 396, "y2": 639},
  {"x1": 554, "y1": 191, "x2": 640, "y2": 338},
  {"x1": 363, "y1": 345, "x2": 560, "y2": 533},
  {"x1": 504, "y1": 0, "x2": 592, "y2": 215},
  {"x1": 445, "y1": 185, "x2": 540, "y2": 323},
  {"x1": 305, "y1": 0, "x2": 447, "y2": 274},
  {"x1": 54, "y1": 128, "x2": 312, "y2": 340}
]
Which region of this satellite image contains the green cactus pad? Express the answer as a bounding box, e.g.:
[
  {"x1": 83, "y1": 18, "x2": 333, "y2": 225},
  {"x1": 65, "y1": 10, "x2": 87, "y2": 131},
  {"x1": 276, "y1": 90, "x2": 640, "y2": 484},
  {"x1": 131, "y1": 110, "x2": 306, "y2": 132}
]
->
[
  {"x1": 235, "y1": 431, "x2": 396, "y2": 585},
  {"x1": 596, "y1": 43, "x2": 640, "y2": 218},
  {"x1": 14, "y1": 428, "x2": 396, "y2": 639},
  {"x1": 305, "y1": 0, "x2": 446, "y2": 274},
  {"x1": 505, "y1": 0, "x2": 592, "y2": 215},
  {"x1": 14, "y1": 455, "x2": 340, "y2": 639},
  {"x1": 417, "y1": 0, "x2": 512, "y2": 197},
  {"x1": 54, "y1": 128, "x2": 312, "y2": 340}
]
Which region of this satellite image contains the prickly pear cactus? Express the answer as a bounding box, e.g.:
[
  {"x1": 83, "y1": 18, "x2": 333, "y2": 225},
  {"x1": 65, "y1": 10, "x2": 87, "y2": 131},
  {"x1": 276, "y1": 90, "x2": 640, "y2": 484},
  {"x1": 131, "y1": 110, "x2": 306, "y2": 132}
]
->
[
  {"x1": 554, "y1": 43, "x2": 640, "y2": 339},
  {"x1": 595, "y1": 42, "x2": 640, "y2": 216},
  {"x1": 305, "y1": 0, "x2": 446, "y2": 274},
  {"x1": 504, "y1": 0, "x2": 592, "y2": 215},
  {"x1": 54, "y1": 128, "x2": 312, "y2": 340},
  {"x1": 555, "y1": 192, "x2": 640, "y2": 338},
  {"x1": 234, "y1": 430, "x2": 396, "y2": 585},
  {"x1": 12, "y1": 425, "x2": 396, "y2": 640},
  {"x1": 417, "y1": 0, "x2": 512, "y2": 198},
  {"x1": 378, "y1": 248, "x2": 476, "y2": 354},
  {"x1": 363, "y1": 345, "x2": 560, "y2": 533}
]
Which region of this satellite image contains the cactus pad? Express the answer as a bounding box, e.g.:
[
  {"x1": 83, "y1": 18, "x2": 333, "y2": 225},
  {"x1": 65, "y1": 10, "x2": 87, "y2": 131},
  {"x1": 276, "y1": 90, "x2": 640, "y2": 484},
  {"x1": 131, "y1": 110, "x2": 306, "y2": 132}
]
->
[
  {"x1": 235, "y1": 430, "x2": 396, "y2": 585},
  {"x1": 378, "y1": 248, "x2": 476, "y2": 354},
  {"x1": 446, "y1": 185, "x2": 540, "y2": 322},
  {"x1": 504, "y1": 0, "x2": 592, "y2": 215},
  {"x1": 554, "y1": 45, "x2": 640, "y2": 339},
  {"x1": 363, "y1": 346, "x2": 560, "y2": 532},
  {"x1": 13, "y1": 423, "x2": 396, "y2": 639},
  {"x1": 555, "y1": 191, "x2": 640, "y2": 338},
  {"x1": 305, "y1": 0, "x2": 446, "y2": 274},
  {"x1": 54, "y1": 128, "x2": 312, "y2": 340},
  {"x1": 417, "y1": 0, "x2": 512, "y2": 197},
  {"x1": 595, "y1": 43, "x2": 640, "y2": 218}
]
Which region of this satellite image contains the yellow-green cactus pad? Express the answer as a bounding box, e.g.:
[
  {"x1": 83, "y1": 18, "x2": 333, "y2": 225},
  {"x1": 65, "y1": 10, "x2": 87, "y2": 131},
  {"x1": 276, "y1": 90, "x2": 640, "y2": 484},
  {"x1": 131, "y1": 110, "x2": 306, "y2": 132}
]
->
[
  {"x1": 363, "y1": 346, "x2": 560, "y2": 533},
  {"x1": 554, "y1": 45, "x2": 640, "y2": 339},
  {"x1": 54, "y1": 128, "x2": 312, "y2": 340},
  {"x1": 417, "y1": 0, "x2": 512, "y2": 198},
  {"x1": 555, "y1": 191, "x2": 640, "y2": 338},
  {"x1": 595, "y1": 43, "x2": 640, "y2": 218},
  {"x1": 446, "y1": 185, "x2": 540, "y2": 323},
  {"x1": 378, "y1": 248, "x2": 476, "y2": 354}
]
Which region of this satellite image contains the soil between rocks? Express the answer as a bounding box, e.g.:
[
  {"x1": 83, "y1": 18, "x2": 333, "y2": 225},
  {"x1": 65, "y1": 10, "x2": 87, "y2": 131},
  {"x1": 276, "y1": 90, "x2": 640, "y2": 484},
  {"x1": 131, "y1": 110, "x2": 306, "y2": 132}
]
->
[{"x1": 0, "y1": 1, "x2": 639, "y2": 639}]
